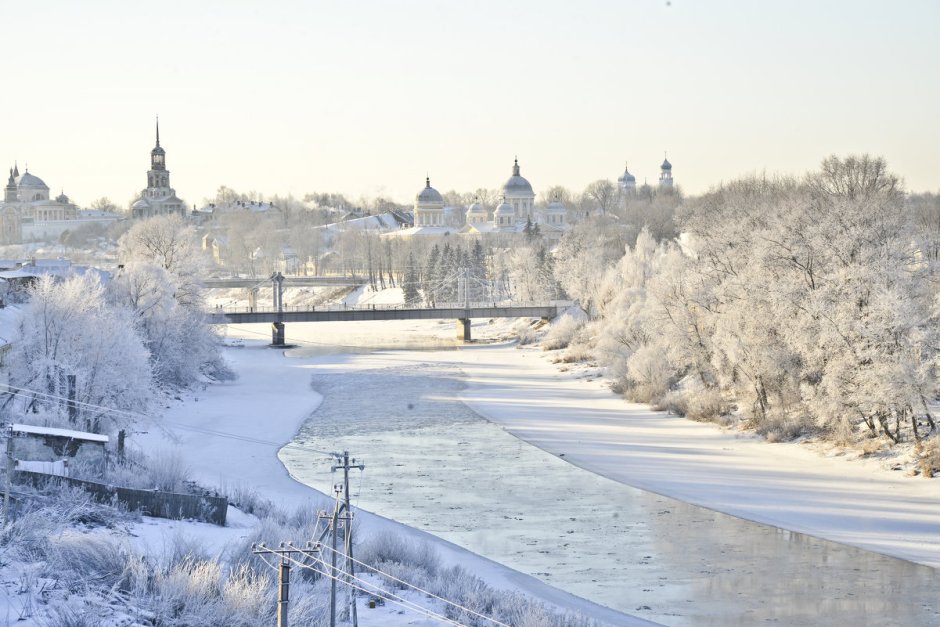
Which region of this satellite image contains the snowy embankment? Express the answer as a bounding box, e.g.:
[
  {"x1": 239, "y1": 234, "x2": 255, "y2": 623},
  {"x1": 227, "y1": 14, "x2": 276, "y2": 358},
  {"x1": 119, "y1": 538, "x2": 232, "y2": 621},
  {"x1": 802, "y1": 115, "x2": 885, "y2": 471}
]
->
[
  {"x1": 135, "y1": 337, "x2": 641, "y2": 626},
  {"x1": 451, "y1": 342, "x2": 940, "y2": 570}
]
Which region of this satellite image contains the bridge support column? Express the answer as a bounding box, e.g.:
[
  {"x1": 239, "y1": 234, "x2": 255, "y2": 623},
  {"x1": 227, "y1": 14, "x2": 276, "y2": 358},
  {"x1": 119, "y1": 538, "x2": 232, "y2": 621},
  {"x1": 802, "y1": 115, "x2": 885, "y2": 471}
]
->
[
  {"x1": 456, "y1": 318, "x2": 471, "y2": 342},
  {"x1": 272, "y1": 322, "x2": 285, "y2": 346}
]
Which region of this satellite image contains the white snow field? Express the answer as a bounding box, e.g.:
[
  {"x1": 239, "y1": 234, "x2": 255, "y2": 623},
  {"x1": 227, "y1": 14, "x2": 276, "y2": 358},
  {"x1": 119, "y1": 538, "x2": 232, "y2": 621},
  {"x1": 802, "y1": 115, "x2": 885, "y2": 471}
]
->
[{"x1": 136, "y1": 315, "x2": 939, "y2": 625}]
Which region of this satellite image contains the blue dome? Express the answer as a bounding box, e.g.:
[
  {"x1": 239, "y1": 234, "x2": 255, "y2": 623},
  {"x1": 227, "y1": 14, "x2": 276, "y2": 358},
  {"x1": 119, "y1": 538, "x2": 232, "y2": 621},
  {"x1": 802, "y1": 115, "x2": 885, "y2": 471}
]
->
[
  {"x1": 661, "y1": 158, "x2": 672, "y2": 171},
  {"x1": 416, "y1": 177, "x2": 443, "y2": 203},
  {"x1": 17, "y1": 171, "x2": 48, "y2": 189},
  {"x1": 502, "y1": 158, "x2": 533, "y2": 196}
]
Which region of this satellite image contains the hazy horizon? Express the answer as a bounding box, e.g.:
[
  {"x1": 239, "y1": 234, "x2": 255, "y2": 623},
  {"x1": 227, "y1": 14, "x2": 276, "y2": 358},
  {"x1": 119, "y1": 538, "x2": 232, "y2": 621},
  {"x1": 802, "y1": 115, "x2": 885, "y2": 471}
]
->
[{"x1": 4, "y1": 0, "x2": 938, "y2": 208}]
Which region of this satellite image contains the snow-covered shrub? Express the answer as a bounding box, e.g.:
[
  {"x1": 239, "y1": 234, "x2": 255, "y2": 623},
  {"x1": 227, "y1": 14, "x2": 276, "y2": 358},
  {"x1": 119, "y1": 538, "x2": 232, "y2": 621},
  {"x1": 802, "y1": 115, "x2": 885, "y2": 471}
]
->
[
  {"x1": 915, "y1": 437, "x2": 940, "y2": 478},
  {"x1": 625, "y1": 343, "x2": 674, "y2": 403},
  {"x1": 46, "y1": 532, "x2": 131, "y2": 592},
  {"x1": 659, "y1": 380, "x2": 731, "y2": 425},
  {"x1": 561, "y1": 342, "x2": 594, "y2": 364},
  {"x1": 357, "y1": 530, "x2": 440, "y2": 577},
  {"x1": 512, "y1": 319, "x2": 538, "y2": 345},
  {"x1": 752, "y1": 407, "x2": 814, "y2": 443},
  {"x1": 222, "y1": 483, "x2": 276, "y2": 518},
  {"x1": 144, "y1": 449, "x2": 191, "y2": 493},
  {"x1": 39, "y1": 603, "x2": 106, "y2": 627},
  {"x1": 542, "y1": 312, "x2": 584, "y2": 351}
]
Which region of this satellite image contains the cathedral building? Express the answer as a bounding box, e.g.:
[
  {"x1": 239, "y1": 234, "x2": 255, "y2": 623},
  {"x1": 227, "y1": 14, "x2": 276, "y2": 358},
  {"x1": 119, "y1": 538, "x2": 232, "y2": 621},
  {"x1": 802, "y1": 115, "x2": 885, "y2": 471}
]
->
[
  {"x1": 618, "y1": 157, "x2": 676, "y2": 198},
  {"x1": 413, "y1": 177, "x2": 446, "y2": 226},
  {"x1": 0, "y1": 164, "x2": 79, "y2": 244},
  {"x1": 131, "y1": 119, "x2": 186, "y2": 219}
]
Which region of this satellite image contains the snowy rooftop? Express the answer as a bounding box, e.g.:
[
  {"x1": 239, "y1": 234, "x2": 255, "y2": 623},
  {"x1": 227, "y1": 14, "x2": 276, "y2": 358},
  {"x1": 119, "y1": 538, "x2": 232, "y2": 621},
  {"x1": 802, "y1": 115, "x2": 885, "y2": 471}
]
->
[{"x1": 12, "y1": 423, "x2": 109, "y2": 443}]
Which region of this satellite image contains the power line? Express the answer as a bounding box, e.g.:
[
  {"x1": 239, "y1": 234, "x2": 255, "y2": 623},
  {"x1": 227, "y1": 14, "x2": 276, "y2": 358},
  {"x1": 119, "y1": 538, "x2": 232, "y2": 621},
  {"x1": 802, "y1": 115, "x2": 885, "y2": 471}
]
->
[
  {"x1": 281, "y1": 550, "x2": 465, "y2": 627},
  {"x1": 317, "y1": 544, "x2": 511, "y2": 627}
]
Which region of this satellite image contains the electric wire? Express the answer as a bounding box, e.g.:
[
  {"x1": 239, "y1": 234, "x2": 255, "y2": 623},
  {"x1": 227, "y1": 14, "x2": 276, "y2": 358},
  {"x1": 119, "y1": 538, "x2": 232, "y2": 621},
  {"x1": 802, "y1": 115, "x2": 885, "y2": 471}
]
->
[
  {"x1": 281, "y1": 550, "x2": 465, "y2": 627},
  {"x1": 315, "y1": 543, "x2": 511, "y2": 627}
]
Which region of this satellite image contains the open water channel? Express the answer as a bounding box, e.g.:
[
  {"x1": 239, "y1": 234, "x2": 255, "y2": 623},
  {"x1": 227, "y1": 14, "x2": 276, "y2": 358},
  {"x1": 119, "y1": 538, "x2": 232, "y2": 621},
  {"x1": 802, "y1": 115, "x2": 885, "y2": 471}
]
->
[{"x1": 278, "y1": 343, "x2": 939, "y2": 626}]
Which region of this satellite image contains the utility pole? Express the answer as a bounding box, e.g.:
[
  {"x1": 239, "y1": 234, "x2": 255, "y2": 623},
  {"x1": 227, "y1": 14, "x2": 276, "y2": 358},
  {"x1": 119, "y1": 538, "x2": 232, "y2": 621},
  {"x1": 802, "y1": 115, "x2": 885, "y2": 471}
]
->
[
  {"x1": 66, "y1": 374, "x2": 77, "y2": 426},
  {"x1": 3, "y1": 426, "x2": 14, "y2": 528},
  {"x1": 279, "y1": 554, "x2": 290, "y2": 627},
  {"x1": 331, "y1": 485, "x2": 339, "y2": 627},
  {"x1": 318, "y1": 452, "x2": 364, "y2": 627},
  {"x1": 337, "y1": 451, "x2": 364, "y2": 627},
  {"x1": 253, "y1": 543, "x2": 315, "y2": 627}
]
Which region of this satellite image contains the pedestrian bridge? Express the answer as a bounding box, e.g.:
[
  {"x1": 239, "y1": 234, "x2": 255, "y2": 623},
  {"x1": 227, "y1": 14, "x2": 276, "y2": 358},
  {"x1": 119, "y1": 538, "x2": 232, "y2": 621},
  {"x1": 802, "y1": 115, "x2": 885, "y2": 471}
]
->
[
  {"x1": 202, "y1": 276, "x2": 367, "y2": 289},
  {"x1": 207, "y1": 303, "x2": 561, "y2": 344}
]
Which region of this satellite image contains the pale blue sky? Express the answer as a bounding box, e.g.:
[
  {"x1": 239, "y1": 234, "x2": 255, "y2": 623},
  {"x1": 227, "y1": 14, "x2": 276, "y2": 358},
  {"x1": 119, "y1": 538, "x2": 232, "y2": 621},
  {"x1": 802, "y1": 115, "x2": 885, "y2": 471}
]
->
[{"x1": 4, "y1": 0, "x2": 938, "y2": 207}]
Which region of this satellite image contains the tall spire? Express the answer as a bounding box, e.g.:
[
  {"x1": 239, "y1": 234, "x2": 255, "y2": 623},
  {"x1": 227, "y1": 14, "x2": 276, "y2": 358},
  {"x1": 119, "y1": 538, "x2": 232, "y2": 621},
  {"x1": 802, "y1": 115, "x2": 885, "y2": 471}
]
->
[
  {"x1": 156, "y1": 115, "x2": 161, "y2": 148},
  {"x1": 12, "y1": 162, "x2": 18, "y2": 178}
]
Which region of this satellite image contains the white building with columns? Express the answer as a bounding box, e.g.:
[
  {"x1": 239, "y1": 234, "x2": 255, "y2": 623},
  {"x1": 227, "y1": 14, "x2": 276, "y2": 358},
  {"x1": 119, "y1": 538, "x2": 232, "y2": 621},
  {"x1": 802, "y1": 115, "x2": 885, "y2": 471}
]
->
[{"x1": 413, "y1": 177, "x2": 446, "y2": 226}]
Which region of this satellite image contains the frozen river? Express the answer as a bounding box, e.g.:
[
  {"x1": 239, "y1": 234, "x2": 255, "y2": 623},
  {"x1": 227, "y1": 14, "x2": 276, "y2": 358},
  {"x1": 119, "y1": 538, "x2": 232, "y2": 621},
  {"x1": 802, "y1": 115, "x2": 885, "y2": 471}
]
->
[{"x1": 279, "y1": 349, "x2": 939, "y2": 626}]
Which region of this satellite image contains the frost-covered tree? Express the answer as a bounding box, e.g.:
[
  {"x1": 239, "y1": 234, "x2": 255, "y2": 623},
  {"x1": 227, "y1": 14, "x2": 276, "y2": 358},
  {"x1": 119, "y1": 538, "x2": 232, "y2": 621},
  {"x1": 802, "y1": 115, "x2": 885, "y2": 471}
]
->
[
  {"x1": 587, "y1": 155, "x2": 939, "y2": 444},
  {"x1": 403, "y1": 252, "x2": 421, "y2": 307},
  {"x1": 7, "y1": 274, "x2": 152, "y2": 432},
  {"x1": 117, "y1": 216, "x2": 228, "y2": 388},
  {"x1": 553, "y1": 216, "x2": 634, "y2": 317}
]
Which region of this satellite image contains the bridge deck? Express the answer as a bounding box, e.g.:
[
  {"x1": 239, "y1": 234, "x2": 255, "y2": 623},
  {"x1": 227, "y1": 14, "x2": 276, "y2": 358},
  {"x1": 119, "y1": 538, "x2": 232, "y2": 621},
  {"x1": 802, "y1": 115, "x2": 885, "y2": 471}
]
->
[
  {"x1": 203, "y1": 276, "x2": 367, "y2": 289},
  {"x1": 207, "y1": 303, "x2": 559, "y2": 324}
]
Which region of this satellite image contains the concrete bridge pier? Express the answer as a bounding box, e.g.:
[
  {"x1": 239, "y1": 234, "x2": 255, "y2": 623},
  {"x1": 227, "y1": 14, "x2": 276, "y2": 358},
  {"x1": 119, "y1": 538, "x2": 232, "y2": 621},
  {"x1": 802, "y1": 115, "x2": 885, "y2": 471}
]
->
[
  {"x1": 272, "y1": 322, "x2": 285, "y2": 346},
  {"x1": 456, "y1": 318, "x2": 471, "y2": 342}
]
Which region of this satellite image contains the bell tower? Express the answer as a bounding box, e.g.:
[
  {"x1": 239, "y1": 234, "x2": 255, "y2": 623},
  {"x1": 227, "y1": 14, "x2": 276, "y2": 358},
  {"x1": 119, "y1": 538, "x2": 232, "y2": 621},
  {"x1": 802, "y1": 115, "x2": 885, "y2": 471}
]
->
[{"x1": 147, "y1": 117, "x2": 170, "y2": 191}]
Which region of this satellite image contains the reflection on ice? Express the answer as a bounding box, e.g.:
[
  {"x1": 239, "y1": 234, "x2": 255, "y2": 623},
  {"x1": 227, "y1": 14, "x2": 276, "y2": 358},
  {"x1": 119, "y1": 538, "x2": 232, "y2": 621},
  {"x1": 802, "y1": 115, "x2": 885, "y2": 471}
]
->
[{"x1": 280, "y1": 363, "x2": 939, "y2": 626}]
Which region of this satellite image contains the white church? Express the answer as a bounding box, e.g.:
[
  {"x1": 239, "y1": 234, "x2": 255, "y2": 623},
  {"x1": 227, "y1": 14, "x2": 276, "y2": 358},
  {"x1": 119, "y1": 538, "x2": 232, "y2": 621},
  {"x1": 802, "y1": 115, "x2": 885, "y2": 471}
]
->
[
  {"x1": 393, "y1": 155, "x2": 677, "y2": 244},
  {"x1": 131, "y1": 119, "x2": 186, "y2": 219},
  {"x1": 400, "y1": 158, "x2": 569, "y2": 244},
  {"x1": 0, "y1": 164, "x2": 80, "y2": 244},
  {"x1": 618, "y1": 157, "x2": 675, "y2": 197}
]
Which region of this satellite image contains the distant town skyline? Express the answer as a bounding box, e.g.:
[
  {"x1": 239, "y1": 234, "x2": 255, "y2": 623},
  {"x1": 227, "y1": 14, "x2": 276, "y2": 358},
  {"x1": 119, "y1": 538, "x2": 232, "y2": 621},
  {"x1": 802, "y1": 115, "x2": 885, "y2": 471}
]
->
[{"x1": 4, "y1": 0, "x2": 938, "y2": 208}]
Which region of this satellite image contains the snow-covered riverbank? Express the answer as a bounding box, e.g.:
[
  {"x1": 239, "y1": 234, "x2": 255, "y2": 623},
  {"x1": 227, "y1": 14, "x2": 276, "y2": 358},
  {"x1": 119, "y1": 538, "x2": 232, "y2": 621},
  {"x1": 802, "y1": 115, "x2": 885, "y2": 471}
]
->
[{"x1": 136, "y1": 325, "x2": 642, "y2": 626}]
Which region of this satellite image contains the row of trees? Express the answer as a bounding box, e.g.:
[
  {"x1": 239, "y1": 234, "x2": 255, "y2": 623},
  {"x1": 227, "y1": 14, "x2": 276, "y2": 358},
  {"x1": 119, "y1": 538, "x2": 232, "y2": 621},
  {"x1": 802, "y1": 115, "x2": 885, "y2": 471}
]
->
[{"x1": 572, "y1": 156, "x2": 939, "y2": 444}]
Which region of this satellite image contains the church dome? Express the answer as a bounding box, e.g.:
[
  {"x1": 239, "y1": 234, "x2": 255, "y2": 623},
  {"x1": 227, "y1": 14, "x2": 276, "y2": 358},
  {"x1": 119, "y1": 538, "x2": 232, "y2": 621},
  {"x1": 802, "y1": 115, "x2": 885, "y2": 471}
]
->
[
  {"x1": 416, "y1": 177, "x2": 443, "y2": 203},
  {"x1": 467, "y1": 201, "x2": 486, "y2": 214},
  {"x1": 619, "y1": 163, "x2": 636, "y2": 183},
  {"x1": 17, "y1": 171, "x2": 48, "y2": 189},
  {"x1": 502, "y1": 158, "x2": 533, "y2": 196},
  {"x1": 494, "y1": 198, "x2": 514, "y2": 215},
  {"x1": 661, "y1": 158, "x2": 672, "y2": 171},
  {"x1": 547, "y1": 198, "x2": 566, "y2": 213}
]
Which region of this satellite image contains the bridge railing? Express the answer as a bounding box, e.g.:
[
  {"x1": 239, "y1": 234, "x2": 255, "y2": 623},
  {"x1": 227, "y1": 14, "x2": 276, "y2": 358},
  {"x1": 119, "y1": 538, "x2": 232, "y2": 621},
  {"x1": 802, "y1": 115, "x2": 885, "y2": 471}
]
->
[{"x1": 207, "y1": 300, "x2": 565, "y2": 315}]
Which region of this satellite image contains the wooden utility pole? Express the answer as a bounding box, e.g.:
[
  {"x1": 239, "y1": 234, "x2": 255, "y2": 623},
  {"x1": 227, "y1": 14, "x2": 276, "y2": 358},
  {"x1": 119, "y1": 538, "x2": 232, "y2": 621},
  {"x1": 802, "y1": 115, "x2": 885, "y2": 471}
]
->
[
  {"x1": 330, "y1": 483, "x2": 340, "y2": 627},
  {"x1": 278, "y1": 555, "x2": 290, "y2": 627},
  {"x1": 338, "y1": 451, "x2": 364, "y2": 627},
  {"x1": 66, "y1": 374, "x2": 77, "y2": 426},
  {"x1": 2, "y1": 426, "x2": 13, "y2": 528},
  {"x1": 253, "y1": 543, "x2": 313, "y2": 627}
]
